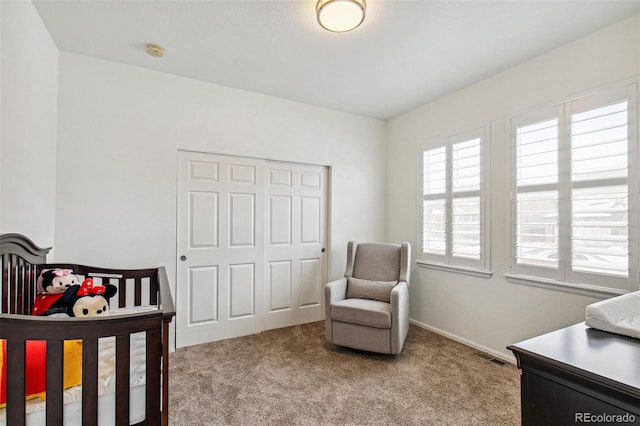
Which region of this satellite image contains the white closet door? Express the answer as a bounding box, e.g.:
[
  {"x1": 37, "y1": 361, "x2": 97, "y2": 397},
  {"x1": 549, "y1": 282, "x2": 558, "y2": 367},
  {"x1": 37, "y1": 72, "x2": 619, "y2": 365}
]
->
[
  {"x1": 177, "y1": 151, "x2": 265, "y2": 348},
  {"x1": 176, "y1": 151, "x2": 328, "y2": 348},
  {"x1": 265, "y1": 161, "x2": 328, "y2": 330}
]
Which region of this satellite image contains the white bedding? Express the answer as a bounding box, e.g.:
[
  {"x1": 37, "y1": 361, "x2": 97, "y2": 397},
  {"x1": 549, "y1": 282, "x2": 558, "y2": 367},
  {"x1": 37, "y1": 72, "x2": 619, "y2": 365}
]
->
[
  {"x1": 585, "y1": 290, "x2": 640, "y2": 339},
  {"x1": 0, "y1": 306, "x2": 157, "y2": 426}
]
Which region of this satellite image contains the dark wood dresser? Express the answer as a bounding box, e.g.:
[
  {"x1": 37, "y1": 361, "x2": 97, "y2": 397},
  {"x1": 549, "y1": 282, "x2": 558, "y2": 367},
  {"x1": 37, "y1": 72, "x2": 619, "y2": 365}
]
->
[{"x1": 508, "y1": 322, "x2": 640, "y2": 425}]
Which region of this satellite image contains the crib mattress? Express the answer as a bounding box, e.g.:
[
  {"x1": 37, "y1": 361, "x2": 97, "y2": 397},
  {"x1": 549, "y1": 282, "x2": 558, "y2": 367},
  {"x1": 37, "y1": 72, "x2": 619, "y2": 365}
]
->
[{"x1": 0, "y1": 307, "x2": 156, "y2": 426}]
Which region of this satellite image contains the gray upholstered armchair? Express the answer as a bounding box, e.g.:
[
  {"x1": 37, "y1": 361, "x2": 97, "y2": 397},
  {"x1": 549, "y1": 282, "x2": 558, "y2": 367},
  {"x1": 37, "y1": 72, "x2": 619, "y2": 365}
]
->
[{"x1": 325, "y1": 241, "x2": 411, "y2": 355}]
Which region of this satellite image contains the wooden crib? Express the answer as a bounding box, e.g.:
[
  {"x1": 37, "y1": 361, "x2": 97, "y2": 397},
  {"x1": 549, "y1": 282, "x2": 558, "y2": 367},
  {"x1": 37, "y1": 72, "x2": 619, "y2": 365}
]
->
[{"x1": 0, "y1": 233, "x2": 175, "y2": 425}]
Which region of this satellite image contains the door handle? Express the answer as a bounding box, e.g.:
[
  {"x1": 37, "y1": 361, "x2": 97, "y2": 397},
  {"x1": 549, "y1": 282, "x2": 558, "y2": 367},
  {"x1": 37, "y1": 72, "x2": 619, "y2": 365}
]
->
[
  {"x1": 180, "y1": 255, "x2": 187, "y2": 261},
  {"x1": 321, "y1": 248, "x2": 326, "y2": 253}
]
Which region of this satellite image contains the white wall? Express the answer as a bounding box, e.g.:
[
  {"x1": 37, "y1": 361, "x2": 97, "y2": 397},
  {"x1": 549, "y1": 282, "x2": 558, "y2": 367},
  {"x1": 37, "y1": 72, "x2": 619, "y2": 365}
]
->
[
  {"x1": 386, "y1": 15, "x2": 640, "y2": 359},
  {"x1": 55, "y1": 53, "x2": 387, "y2": 316},
  {"x1": 0, "y1": 0, "x2": 58, "y2": 254},
  {"x1": 7, "y1": 1, "x2": 639, "y2": 359}
]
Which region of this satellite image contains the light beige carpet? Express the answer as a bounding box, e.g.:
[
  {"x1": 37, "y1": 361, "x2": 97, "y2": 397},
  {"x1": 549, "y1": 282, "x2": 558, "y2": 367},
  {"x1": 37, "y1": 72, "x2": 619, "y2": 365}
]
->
[{"x1": 169, "y1": 321, "x2": 520, "y2": 425}]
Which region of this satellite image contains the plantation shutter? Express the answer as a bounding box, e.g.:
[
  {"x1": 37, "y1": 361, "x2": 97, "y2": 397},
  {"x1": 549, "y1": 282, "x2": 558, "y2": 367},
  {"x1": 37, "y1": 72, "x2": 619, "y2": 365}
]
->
[
  {"x1": 423, "y1": 146, "x2": 446, "y2": 257},
  {"x1": 513, "y1": 117, "x2": 559, "y2": 273},
  {"x1": 570, "y1": 101, "x2": 629, "y2": 278},
  {"x1": 421, "y1": 130, "x2": 487, "y2": 271},
  {"x1": 451, "y1": 139, "x2": 481, "y2": 260}
]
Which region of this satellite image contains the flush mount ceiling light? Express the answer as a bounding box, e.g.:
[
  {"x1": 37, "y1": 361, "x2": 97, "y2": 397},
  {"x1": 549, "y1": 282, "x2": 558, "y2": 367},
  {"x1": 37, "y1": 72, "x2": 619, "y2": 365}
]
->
[
  {"x1": 146, "y1": 44, "x2": 164, "y2": 58},
  {"x1": 316, "y1": 0, "x2": 366, "y2": 33}
]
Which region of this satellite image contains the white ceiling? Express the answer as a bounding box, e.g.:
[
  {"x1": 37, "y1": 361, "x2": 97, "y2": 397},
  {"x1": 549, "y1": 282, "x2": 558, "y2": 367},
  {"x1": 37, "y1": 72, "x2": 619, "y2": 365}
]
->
[{"x1": 33, "y1": 0, "x2": 640, "y2": 120}]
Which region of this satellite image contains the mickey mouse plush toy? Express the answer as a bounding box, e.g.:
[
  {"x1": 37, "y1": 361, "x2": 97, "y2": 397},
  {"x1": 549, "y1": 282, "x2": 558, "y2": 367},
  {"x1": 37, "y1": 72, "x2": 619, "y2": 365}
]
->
[
  {"x1": 61, "y1": 278, "x2": 118, "y2": 317},
  {"x1": 31, "y1": 267, "x2": 81, "y2": 316}
]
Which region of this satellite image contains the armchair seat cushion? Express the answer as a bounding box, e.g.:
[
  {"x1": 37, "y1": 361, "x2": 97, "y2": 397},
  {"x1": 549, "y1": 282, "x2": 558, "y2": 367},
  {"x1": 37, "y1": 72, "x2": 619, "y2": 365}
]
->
[{"x1": 331, "y1": 298, "x2": 391, "y2": 329}]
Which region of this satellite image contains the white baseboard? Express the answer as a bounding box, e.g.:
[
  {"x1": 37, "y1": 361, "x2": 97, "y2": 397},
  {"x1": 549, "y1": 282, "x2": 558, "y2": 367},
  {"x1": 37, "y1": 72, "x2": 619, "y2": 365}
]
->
[{"x1": 409, "y1": 318, "x2": 517, "y2": 365}]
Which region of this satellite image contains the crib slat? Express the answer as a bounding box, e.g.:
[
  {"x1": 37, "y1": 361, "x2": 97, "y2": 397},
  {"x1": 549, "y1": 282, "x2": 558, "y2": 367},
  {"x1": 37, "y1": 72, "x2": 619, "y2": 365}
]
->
[
  {"x1": 22, "y1": 261, "x2": 30, "y2": 313},
  {"x1": 8, "y1": 255, "x2": 17, "y2": 314},
  {"x1": 11, "y1": 255, "x2": 19, "y2": 314},
  {"x1": 1, "y1": 254, "x2": 9, "y2": 313},
  {"x1": 118, "y1": 277, "x2": 126, "y2": 308},
  {"x1": 150, "y1": 276, "x2": 158, "y2": 306},
  {"x1": 22, "y1": 264, "x2": 31, "y2": 314},
  {"x1": 115, "y1": 334, "x2": 131, "y2": 425},
  {"x1": 135, "y1": 277, "x2": 142, "y2": 306},
  {"x1": 6, "y1": 339, "x2": 26, "y2": 426},
  {"x1": 15, "y1": 258, "x2": 24, "y2": 315},
  {"x1": 146, "y1": 328, "x2": 162, "y2": 426},
  {"x1": 82, "y1": 338, "x2": 99, "y2": 426},
  {"x1": 46, "y1": 340, "x2": 64, "y2": 424}
]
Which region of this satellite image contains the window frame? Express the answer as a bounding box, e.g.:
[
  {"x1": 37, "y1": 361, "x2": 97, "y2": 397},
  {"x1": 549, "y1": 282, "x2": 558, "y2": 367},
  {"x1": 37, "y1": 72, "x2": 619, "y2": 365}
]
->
[
  {"x1": 507, "y1": 84, "x2": 639, "y2": 295},
  {"x1": 418, "y1": 126, "x2": 491, "y2": 277}
]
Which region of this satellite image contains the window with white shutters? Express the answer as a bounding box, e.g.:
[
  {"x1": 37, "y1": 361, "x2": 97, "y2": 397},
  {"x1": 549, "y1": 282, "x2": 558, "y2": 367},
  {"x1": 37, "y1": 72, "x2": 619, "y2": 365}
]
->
[
  {"x1": 509, "y1": 85, "x2": 638, "y2": 294},
  {"x1": 420, "y1": 128, "x2": 489, "y2": 275}
]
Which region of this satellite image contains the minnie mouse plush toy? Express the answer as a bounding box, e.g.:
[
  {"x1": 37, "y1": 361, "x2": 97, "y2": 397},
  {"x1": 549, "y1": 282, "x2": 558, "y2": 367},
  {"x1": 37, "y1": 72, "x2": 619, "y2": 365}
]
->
[
  {"x1": 61, "y1": 278, "x2": 118, "y2": 317},
  {"x1": 31, "y1": 267, "x2": 80, "y2": 316}
]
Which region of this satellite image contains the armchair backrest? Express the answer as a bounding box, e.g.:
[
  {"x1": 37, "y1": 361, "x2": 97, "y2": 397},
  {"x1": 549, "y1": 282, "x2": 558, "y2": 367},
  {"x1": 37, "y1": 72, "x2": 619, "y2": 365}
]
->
[{"x1": 345, "y1": 241, "x2": 411, "y2": 285}]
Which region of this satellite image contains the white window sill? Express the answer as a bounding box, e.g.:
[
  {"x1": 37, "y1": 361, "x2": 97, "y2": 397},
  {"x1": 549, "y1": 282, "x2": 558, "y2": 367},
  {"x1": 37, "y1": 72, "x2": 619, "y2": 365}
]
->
[
  {"x1": 416, "y1": 260, "x2": 492, "y2": 279},
  {"x1": 503, "y1": 273, "x2": 629, "y2": 298}
]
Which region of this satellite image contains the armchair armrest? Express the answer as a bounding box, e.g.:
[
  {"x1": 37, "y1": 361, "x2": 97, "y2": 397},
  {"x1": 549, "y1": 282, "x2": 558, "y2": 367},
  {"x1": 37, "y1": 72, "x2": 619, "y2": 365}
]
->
[
  {"x1": 324, "y1": 277, "x2": 348, "y2": 344},
  {"x1": 390, "y1": 281, "x2": 409, "y2": 354},
  {"x1": 325, "y1": 277, "x2": 348, "y2": 304}
]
